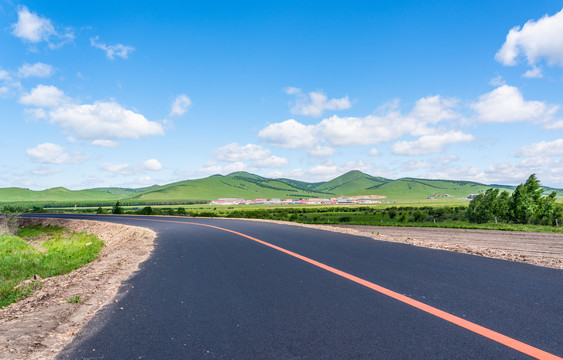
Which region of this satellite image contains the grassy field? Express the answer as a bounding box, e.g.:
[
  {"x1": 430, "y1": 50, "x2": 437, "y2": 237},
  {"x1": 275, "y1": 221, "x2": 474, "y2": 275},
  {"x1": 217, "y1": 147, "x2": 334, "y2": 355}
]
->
[{"x1": 0, "y1": 223, "x2": 103, "y2": 308}]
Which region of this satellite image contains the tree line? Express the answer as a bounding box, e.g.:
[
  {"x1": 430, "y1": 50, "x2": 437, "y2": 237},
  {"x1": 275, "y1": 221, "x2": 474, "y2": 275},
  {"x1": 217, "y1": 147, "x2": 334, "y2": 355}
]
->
[{"x1": 465, "y1": 174, "x2": 562, "y2": 225}]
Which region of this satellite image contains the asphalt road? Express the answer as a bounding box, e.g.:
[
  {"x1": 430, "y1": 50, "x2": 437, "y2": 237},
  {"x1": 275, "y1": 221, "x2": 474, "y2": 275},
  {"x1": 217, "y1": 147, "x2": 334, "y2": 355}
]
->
[{"x1": 28, "y1": 214, "x2": 562, "y2": 359}]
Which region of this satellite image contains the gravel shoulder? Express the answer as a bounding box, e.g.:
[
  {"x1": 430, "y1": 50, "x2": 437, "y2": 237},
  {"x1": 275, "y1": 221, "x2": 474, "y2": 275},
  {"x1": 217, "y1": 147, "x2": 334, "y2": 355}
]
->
[{"x1": 0, "y1": 217, "x2": 561, "y2": 359}]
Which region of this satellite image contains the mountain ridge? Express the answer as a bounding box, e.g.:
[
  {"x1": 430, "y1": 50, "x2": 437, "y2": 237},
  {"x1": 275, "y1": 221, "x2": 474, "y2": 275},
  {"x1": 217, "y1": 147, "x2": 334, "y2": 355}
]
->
[{"x1": 1, "y1": 171, "x2": 561, "y2": 203}]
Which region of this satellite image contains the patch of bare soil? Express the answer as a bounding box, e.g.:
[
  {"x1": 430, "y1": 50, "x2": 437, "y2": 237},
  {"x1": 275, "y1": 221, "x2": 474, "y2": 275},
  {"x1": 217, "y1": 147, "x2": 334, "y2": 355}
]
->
[
  {"x1": 249, "y1": 219, "x2": 562, "y2": 269},
  {"x1": 0, "y1": 218, "x2": 156, "y2": 360}
]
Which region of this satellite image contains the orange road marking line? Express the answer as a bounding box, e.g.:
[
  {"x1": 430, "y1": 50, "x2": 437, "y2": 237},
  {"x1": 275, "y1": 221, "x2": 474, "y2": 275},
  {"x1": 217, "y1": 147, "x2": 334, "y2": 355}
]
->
[{"x1": 117, "y1": 217, "x2": 562, "y2": 360}]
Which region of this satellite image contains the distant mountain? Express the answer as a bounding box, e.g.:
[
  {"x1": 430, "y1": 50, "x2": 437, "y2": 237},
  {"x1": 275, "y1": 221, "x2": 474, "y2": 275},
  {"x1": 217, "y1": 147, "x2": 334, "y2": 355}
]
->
[{"x1": 0, "y1": 171, "x2": 561, "y2": 204}]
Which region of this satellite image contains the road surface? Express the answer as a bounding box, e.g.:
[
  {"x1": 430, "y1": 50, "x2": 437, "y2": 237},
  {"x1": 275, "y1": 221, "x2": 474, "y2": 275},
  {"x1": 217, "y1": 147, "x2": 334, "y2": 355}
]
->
[{"x1": 28, "y1": 214, "x2": 562, "y2": 359}]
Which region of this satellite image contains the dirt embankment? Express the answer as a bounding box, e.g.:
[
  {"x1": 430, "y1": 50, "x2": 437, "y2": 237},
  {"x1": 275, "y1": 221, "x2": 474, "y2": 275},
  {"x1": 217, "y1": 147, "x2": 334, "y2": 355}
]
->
[{"x1": 0, "y1": 218, "x2": 156, "y2": 360}]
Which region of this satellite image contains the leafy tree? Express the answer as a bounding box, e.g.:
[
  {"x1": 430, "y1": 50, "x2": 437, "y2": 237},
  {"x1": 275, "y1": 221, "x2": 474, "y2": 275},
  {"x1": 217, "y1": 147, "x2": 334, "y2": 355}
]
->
[
  {"x1": 138, "y1": 206, "x2": 153, "y2": 215},
  {"x1": 177, "y1": 207, "x2": 186, "y2": 215},
  {"x1": 112, "y1": 201, "x2": 124, "y2": 215}
]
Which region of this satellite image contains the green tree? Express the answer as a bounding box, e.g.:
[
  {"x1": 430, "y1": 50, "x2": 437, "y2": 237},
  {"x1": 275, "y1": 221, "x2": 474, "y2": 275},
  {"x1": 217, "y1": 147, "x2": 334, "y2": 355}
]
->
[
  {"x1": 138, "y1": 206, "x2": 153, "y2": 215},
  {"x1": 112, "y1": 201, "x2": 124, "y2": 215}
]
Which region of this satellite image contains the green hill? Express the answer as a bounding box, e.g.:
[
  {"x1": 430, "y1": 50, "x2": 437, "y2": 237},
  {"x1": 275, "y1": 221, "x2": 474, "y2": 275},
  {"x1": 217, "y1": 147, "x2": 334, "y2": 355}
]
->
[
  {"x1": 129, "y1": 172, "x2": 330, "y2": 201},
  {"x1": 0, "y1": 170, "x2": 560, "y2": 205},
  {"x1": 312, "y1": 170, "x2": 390, "y2": 195}
]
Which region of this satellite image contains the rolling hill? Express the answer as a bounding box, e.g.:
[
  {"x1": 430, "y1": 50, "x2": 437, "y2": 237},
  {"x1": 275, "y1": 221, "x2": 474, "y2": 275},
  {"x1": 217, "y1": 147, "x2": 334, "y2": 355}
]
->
[{"x1": 0, "y1": 171, "x2": 561, "y2": 205}]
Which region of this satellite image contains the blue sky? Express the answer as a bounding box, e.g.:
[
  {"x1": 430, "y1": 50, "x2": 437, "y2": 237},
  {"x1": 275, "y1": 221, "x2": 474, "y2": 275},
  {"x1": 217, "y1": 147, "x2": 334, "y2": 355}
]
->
[{"x1": 1, "y1": 0, "x2": 563, "y2": 190}]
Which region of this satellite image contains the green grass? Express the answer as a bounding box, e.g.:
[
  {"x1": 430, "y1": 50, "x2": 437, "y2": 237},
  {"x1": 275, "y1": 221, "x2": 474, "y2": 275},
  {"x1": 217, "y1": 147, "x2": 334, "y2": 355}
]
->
[{"x1": 0, "y1": 223, "x2": 103, "y2": 308}]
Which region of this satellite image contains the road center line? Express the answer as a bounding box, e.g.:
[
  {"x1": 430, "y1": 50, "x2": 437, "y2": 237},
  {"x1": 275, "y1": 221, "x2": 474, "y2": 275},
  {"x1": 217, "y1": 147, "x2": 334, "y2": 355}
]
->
[{"x1": 123, "y1": 217, "x2": 562, "y2": 360}]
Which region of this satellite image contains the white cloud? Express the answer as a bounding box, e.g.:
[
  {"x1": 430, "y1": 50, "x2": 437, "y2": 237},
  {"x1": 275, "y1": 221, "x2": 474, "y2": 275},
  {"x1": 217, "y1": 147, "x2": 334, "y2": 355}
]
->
[
  {"x1": 140, "y1": 159, "x2": 163, "y2": 171},
  {"x1": 213, "y1": 143, "x2": 288, "y2": 168},
  {"x1": 544, "y1": 119, "x2": 563, "y2": 130},
  {"x1": 522, "y1": 66, "x2": 543, "y2": 78},
  {"x1": 19, "y1": 84, "x2": 69, "y2": 107},
  {"x1": 401, "y1": 160, "x2": 432, "y2": 171},
  {"x1": 307, "y1": 160, "x2": 372, "y2": 181},
  {"x1": 308, "y1": 145, "x2": 337, "y2": 157},
  {"x1": 260, "y1": 95, "x2": 462, "y2": 155},
  {"x1": 215, "y1": 143, "x2": 271, "y2": 162},
  {"x1": 0, "y1": 69, "x2": 22, "y2": 97},
  {"x1": 11, "y1": 6, "x2": 55, "y2": 43},
  {"x1": 513, "y1": 139, "x2": 563, "y2": 157},
  {"x1": 91, "y1": 139, "x2": 120, "y2": 148},
  {"x1": 368, "y1": 148, "x2": 380, "y2": 156},
  {"x1": 18, "y1": 62, "x2": 54, "y2": 78},
  {"x1": 198, "y1": 161, "x2": 253, "y2": 175},
  {"x1": 26, "y1": 143, "x2": 89, "y2": 164},
  {"x1": 489, "y1": 75, "x2": 506, "y2": 86},
  {"x1": 170, "y1": 94, "x2": 192, "y2": 116},
  {"x1": 23, "y1": 107, "x2": 47, "y2": 121},
  {"x1": 392, "y1": 131, "x2": 474, "y2": 156},
  {"x1": 496, "y1": 8, "x2": 563, "y2": 67},
  {"x1": 432, "y1": 154, "x2": 459, "y2": 165},
  {"x1": 285, "y1": 87, "x2": 351, "y2": 117},
  {"x1": 11, "y1": 6, "x2": 73, "y2": 48},
  {"x1": 99, "y1": 162, "x2": 132, "y2": 175},
  {"x1": 29, "y1": 166, "x2": 61, "y2": 176},
  {"x1": 90, "y1": 36, "x2": 135, "y2": 60},
  {"x1": 138, "y1": 176, "x2": 155, "y2": 185},
  {"x1": 254, "y1": 155, "x2": 289, "y2": 168},
  {"x1": 49, "y1": 101, "x2": 164, "y2": 140},
  {"x1": 472, "y1": 85, "x2": 557, "y2": 123},
  {"x1": 258, "y1": 119, "x2": 318, "y2": 149},
  {"x1": 409, "y1": 95, "x2": 459, "y2": 124},
  {"x1": 100, "y1": 159, "x2": 162, "y2": 175}
]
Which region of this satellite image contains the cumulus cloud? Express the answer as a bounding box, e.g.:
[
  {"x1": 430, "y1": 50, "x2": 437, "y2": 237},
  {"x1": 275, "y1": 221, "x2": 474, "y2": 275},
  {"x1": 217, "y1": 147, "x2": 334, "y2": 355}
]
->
[
  {"x1": 489, "y1": 75, "x2": 506, "y2": 86},
  {"x1": 307, "y1": 160, "x2": 372, "y2": 181},
  {"x1": 19, "y1": 84, "x2": 69, "y2": 107},
  {"x1": 254, "y1": 155, "x2": 289, "y2": 168},
  {"x1": 522, "y1": 66, "x2": 543, "y2": 78},
  {"x1": 368, "y1": 148, "x2": 380, "y2": 156},
  {"x1": 198, "y1": 161, "x2": 253, "y2": 175},
  {"x1": 392, "y1": 131, "x2": 474, "y2": 156},
  {"x1": 11, "y1": 6, "x2": 73, "y2": 48},
  {"x1": 170, "y1": 94, "x2": 192, "y2": 116},
  {"x1": 472, "y1": 85, "x2": 557, "y2": 123},
  {"x1": 49, "y1": 101, "x2": 164, "y2": 140},
  {"x1": 495, "y1": 8, "x2": 563, "y2": 67},
  {"x1": 285, "y1": 87, "x2": 351, "y2": 117},
  {"x1": 20, "y1": 85, "x2": 164, "y2": 141},
  {"x1": 213, "y1": 143, "x2": 288, "y2": 169},
  {"x1": 308, "y1": 145, "x2": 337, "y2": 157},
  {"x1": 258, "y1": 119, "x2": 318, "y2": 149},
  {"x1": 140, "y1": 159, "x2": 163, "y2": 171},
  {"x1": 18, "y1": 62, "x2": 54, "y2": 78},
  {"x1": 99, "y1": 162, "x2": 132, "y2": 175},
  {"x1": 91, "y1": 139, "x2": 120, "y2": 148},
  {"x1": 26, "y1": 143, "x2": 89, "y2": 164},
  {"x1": 28, "y1": 166, "x2": 61, "y2": 176},
  {"x1": 401, "y1": 160, "x2": 432, "y2": 171},
  {"x1": 513, "y1": 139, "x2": 563, "y2": 157},
  {"x1": 260, "y1": 95, "x2": 463, "y2": 156},
  {"x1": 215, "y1": 143, "x2": 271, "y2": 162},
  {"x1": 90, "y1": 36, "x2": 135, "y2": 59},
  {"x1": 99, "y1": 158, "x2": 162, "y2": 175}
]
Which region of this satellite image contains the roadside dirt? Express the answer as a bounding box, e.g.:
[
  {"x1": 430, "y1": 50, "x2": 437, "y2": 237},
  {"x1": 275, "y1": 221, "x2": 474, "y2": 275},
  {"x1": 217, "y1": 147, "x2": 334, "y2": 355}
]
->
[
  {"x1": 0, "y1": 218, "x2": 156, "y2": 360},
  {"x1": 0, "y1": 217, "x2": 561, "y2": 360}
]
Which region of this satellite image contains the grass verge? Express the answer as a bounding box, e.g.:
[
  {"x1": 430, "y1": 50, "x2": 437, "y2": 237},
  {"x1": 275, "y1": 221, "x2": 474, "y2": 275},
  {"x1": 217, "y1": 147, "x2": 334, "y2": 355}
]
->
[{"x1": 0, "y1": 223, "x2": 103, "y2": 308}]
